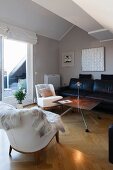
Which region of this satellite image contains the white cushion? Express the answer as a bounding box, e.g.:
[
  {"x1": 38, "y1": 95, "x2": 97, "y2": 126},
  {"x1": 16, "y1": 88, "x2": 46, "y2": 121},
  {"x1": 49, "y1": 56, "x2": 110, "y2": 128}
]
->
[
  {"x1": 35, "y1": 84, "x2": 55, "y2": 97},
  {"x1": 38, "y1": 96, "x2": 63, "y2": 107},
  {"x1": 38, "y1": 88, "x2": 53, "y2": 97}
]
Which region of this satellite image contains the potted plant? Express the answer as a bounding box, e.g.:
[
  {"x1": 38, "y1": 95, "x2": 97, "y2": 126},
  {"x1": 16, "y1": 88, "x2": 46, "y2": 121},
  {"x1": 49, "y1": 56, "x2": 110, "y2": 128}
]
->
[{"x1": 14, "y1": 88, "x2": 26, "y2": 108}]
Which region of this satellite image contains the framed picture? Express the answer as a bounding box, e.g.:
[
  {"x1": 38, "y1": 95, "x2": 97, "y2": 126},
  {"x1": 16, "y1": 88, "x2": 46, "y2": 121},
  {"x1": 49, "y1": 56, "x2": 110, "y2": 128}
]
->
[
  {"x1": 82, "y1": 47, "x2": 104, "y2": 71},
  {"x1": 62, "y1": 52, "x2": 74, "y2": 67}
]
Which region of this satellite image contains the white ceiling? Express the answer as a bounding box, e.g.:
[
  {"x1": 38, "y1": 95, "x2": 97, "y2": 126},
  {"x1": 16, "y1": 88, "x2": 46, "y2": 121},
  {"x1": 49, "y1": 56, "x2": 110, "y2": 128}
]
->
[
  {"x1": 72, "y1": 0, "x2": 113, "y2": 33},
  {"x1": 32, "y1": 0, "x2": 113, "y2": 41},
  {"x1": 0, "y1": 0, "x2": 73, "y2": 40}
]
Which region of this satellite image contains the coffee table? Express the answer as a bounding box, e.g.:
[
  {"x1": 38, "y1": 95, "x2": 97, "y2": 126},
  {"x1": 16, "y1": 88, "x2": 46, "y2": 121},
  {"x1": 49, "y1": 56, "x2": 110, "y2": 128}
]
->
[{"x1": 57, "y1": 97, "x2": 101, "y2": 132}]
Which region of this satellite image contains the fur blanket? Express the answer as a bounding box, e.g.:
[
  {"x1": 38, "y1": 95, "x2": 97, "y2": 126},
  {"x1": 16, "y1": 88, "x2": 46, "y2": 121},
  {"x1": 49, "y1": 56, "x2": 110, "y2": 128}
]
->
[
  {"x1": 31, "y1": 107, "x2": 65, "y2": 136},
  {"x1": 0, "y1": 102, "x2": 20, "y2": 130},
  {"x1": 0, "y1": 102, "x2": 65, "y2": 137}
]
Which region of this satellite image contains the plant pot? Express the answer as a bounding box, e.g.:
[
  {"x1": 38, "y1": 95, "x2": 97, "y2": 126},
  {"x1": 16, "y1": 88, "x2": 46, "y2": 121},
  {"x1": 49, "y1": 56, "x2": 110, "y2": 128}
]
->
[{"x1": 16, "y1": 103, "x2": 23, "y2": 109}]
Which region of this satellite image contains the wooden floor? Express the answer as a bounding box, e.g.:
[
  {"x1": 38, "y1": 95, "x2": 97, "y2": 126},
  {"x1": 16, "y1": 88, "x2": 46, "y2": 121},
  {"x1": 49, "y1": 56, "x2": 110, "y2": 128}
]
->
[{"x1": 0, "y1": 107, "x2": 113, "y2": 170}]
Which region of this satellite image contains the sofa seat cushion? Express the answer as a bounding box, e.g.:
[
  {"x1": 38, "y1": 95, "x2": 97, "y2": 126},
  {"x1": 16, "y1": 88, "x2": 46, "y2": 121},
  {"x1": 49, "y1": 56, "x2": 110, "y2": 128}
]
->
[
  {"x1": 59, "y1": 89, "x2": 88, "y2": 97},
  {"x1": 87, "y1": 93, "x2": 113, "y2": 103},
  {"x1": 38, "y1": 96, "x2": 63, "y2": 107},
  {"x1": 59, "y1": 89, "x2": 75, "y2": 97}
]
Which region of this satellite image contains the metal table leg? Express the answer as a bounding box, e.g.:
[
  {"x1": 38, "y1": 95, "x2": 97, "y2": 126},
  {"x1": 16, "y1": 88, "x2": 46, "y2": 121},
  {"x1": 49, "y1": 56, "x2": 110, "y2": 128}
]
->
[
  {"x1": 96, "y1": 112, "x2": 102, "y2": 119},
  {"x1": 79, "y1": 109, "x2": 89, "y2": 132},
  {"x1": 61, "y1": 107, "x2": 73, "y2": 117},
  {"x1": 61, "y1": 106, "x2": 89, "y2": 132},
  {"x1": 92, "y1": 110, "x2": 102, "y2": 119}
]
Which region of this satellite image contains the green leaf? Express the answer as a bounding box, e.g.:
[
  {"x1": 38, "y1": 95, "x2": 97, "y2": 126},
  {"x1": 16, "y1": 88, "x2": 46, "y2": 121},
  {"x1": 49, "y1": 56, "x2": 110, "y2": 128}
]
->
[{"x1": 14, "y1": 89, "x2": 26, "y2": 104}]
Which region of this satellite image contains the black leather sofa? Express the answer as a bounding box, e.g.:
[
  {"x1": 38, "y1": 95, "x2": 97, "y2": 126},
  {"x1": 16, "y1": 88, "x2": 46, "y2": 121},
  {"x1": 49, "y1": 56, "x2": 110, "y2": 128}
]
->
[{"x1": 57, "y1": 78, "x2": 113, "y2": 111}]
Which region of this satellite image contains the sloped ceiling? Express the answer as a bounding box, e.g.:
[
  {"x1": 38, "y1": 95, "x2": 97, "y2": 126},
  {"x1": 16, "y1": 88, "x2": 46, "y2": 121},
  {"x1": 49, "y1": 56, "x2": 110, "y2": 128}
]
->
[
  {"x1": 0, "y1": 0, "x2": 73, "y2": 40},
  {"x1": 0, "y1": 0, "x2": 113, "y2": 41},
  {"x1": 72, "y1": 0, "x2": 113, "y2": 41},
  {"x1": 72, "y1": 0, "x2": 113, "y2": 33},
  {"x1": 32, "y1": 0, "x2": 113, "y2": 41}
]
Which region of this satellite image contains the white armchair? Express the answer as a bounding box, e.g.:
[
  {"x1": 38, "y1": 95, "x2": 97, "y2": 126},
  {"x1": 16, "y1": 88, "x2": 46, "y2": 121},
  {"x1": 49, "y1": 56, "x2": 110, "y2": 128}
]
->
[
  {"x1": 35, "y1": 84, "x2": 63, "y2": 109},
  {"x1": 0, "y1": 102, "x2": 65, "y2": 157}
]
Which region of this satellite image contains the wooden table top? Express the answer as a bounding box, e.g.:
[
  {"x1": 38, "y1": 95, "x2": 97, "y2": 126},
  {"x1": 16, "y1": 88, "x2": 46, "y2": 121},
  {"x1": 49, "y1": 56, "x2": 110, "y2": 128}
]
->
[{"x1": 57, "y1": 96, "x2": 101, "y2": 110}]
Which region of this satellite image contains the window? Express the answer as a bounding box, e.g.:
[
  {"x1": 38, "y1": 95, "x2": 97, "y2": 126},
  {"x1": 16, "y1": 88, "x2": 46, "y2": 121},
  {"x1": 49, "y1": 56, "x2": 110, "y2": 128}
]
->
[{"x1": 3, "y1": 39, "x2": 27, "y2": 97}]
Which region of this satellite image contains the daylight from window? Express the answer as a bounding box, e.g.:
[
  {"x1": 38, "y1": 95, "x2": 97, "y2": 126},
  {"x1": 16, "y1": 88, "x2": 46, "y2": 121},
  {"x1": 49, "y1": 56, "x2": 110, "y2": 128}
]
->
[{"x1": 3, "y1": 39, "x2": 27, "y2": 97}]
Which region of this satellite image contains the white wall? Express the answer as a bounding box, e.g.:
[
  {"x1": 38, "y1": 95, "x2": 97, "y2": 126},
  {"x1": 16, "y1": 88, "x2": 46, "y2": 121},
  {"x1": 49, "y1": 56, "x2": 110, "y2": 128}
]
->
[
  {"x1": 33, "y1": 35, "x2": 59, "y2": 84},
  {"x1": 33, "y1": 35, "x2": 59, "y2": 98},
  {"x1": 59, "y1": 26, "x2": 113, "y2": 85}
]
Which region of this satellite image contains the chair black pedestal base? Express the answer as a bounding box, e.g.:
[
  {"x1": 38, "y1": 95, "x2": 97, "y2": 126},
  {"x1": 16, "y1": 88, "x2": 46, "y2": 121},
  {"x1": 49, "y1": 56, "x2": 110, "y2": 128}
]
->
[
  {"x1": 85, "y1": 129, "x2": 90, "y2": 132},
  {"x1": 109, "y1": 124, "x2": 113, "y2": 163}
]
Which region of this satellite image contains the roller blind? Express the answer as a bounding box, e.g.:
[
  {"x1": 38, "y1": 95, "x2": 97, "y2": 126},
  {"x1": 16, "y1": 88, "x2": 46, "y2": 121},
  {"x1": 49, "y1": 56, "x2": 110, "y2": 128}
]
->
[{"x1": 0, "y1": 21, "x2": 37, "y2": 44}]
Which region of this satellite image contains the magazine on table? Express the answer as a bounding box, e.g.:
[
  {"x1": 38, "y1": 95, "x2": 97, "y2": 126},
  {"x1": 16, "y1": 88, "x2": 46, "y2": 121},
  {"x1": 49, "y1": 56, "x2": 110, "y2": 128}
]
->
[{"x1": 58, "y1": 100, "x2": 72, "y2": 104}]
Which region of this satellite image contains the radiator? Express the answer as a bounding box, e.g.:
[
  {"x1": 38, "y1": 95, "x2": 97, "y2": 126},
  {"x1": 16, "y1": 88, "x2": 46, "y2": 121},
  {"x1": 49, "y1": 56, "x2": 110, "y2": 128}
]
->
[{"x1": 44, "y1": 74, "x2": 60, "y2": 90}]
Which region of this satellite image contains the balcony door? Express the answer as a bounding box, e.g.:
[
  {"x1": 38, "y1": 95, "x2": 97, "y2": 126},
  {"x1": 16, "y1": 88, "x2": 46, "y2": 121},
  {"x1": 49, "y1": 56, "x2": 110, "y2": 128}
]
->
[{"x1": 1, "y1": 38, "x2": 33, "y2": 106}]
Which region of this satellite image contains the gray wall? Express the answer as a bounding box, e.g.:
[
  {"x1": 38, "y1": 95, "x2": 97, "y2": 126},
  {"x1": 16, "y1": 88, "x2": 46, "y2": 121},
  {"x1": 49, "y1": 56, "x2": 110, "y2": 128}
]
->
[
  {"x1": 59, "y1": 26, "x2": 113, "y2": 86},
  {"x1": 33, "y1": 35, "x2": 59, "y2": 86}
]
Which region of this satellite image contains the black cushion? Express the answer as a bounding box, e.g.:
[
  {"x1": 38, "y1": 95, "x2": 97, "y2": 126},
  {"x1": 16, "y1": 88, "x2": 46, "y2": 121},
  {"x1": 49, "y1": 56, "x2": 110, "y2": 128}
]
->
[
  {"x1": 59, "y1": 89, "x2": 88, "y2": 97},
  {"x1": 101, "y1": 74, "x2": 113, "y2": 80},
  {"x1": 86, "y1": 92, "x2": 113, "y2": 103},
  {"x1": 79, "y1": 74, "x2": 92, "y2": 79},
  {"x1": 69, "y1": 78, "x2": 94, "y2": 92},
  {"x1": 79, "y1": 79, "x2": 94, "y2": 92},
  {"x1": 93, "y1": 80, "x2": 113, "y2": 94},
  {"x1": 69, "y1": 78, "x2": 79, "y2": 90}
]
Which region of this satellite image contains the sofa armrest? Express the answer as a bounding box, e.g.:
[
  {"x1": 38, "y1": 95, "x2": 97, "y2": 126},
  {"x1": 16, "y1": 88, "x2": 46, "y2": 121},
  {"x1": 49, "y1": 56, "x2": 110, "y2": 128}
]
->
[{"x1": 56, "y1": 86, "x2": 69, "y2": 95}]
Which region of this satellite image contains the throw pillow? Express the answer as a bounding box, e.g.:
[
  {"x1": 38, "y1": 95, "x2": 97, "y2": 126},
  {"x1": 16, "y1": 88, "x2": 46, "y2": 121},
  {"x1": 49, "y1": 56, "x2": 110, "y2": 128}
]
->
[{"x1": 39, "y1": 88, "x2": 53, "y2": 97}]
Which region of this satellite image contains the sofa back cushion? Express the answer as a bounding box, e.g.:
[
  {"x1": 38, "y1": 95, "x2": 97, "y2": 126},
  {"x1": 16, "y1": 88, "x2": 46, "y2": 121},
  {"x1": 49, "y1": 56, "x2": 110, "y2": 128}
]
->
[
  {"x1": 39, "y1": 88, "x2": 53, "y2": 97},
  {"x1": 79, "y1": 74, "x2": 92, "y2": 79},
  {"x1": 93, "y1": 80, "x2": 113, "y2": 94},
  {"x1": 69, "y1": 78, "x2": 78, "y2": 90},
  {"x1": 101, "y1": 74, "x2": 113, "y2": 80},
  {"x1": 80, "y1": 79, "x2": 94, "y2": 92},
  {"x1": 69, "y1": 78, "x2": 94, "y2": 92}
]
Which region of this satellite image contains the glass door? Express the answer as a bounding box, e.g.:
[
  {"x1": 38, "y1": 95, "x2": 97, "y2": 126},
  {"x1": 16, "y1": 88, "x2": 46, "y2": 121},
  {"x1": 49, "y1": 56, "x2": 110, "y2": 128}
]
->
[
  {"x1": 0, "y1": 38, "x2": 2, "y2": 101},
  {"x1": 2, "y1": 38, "x2": 33, "y2": 106}
]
